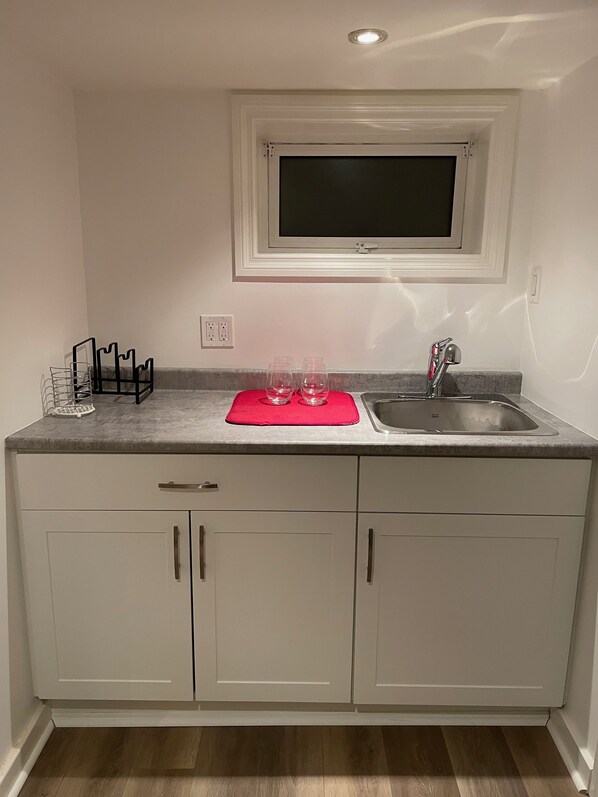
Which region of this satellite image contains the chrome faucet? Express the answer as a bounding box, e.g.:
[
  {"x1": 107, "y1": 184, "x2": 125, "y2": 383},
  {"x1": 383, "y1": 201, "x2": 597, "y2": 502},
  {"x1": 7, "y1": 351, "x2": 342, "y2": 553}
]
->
[{"x1": 426, "y1": 337, "x2": 462, "y2": 398}]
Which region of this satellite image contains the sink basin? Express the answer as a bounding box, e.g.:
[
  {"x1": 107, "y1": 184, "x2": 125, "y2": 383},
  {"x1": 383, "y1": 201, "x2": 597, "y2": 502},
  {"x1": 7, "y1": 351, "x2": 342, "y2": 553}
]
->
[{"x1": 362, "y1": 393, "x2": 557, "y2": 436}]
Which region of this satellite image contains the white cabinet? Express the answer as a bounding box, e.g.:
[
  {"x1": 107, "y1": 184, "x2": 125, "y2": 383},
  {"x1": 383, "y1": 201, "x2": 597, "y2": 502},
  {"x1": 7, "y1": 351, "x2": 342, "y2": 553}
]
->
[
  {"x1": 191, "y1": 511, "x2": 356, "y2": 703},
  {"x1": 13, "y1": 452, "x2": 589, "y2": 710},
  {"x1": 15, "y1": 454, "x2": 358, "y2": 703},
  {"x1": 20, "y1": 511, "x2": 194, "y2": 700},
  {"x1": 353, "y1": 456, "x2": 590, "y2": 708},
  {"x1": 353, "y1": 513, "x2": 584, "y2": 706}
]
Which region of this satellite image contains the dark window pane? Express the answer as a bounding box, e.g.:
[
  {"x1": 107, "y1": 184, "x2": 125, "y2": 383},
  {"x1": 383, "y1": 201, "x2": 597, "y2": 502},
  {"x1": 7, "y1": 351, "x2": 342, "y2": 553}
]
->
[{"x1": 279, "y1": 156, "x2": 457, "y2": 238}]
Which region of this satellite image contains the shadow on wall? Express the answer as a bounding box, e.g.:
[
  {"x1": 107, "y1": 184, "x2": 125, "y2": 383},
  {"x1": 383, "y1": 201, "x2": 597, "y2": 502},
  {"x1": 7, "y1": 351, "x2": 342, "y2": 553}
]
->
[
  {"x1": 364, "y1": 281, "x2": 526, "y2": 370},
  {"x1": 378, "y1": 10, "x2": 593, "y2": 53},
  {"x1": 357, "y1": 8, "x2": 598, "y2": 87},
  {"x1": 523, "y1": 299, "x2": 598, "y2": 389}
]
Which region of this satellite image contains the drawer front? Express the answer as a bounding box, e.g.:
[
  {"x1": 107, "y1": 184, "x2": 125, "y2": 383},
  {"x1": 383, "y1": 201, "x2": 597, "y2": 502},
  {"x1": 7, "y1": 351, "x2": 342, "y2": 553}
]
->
[
  {"x1": 16, "y1": 454, "x2": 358, "y2": 512},
  {"x1": 359, "y1": 457, "x2": 591, "y2": 516}
]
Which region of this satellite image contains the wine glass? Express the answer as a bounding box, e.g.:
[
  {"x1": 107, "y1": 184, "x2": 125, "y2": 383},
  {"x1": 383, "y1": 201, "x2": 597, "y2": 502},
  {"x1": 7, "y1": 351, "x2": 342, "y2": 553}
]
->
[
  {"x1": 272, "y1": 356, "x2": 296, "y2": 389},
  {"x1": 300, "y1": 358, "x2": 329, "y2": 406},
  {"x1": 265, "y1": 361, "x2": 294, "y2": 405}
]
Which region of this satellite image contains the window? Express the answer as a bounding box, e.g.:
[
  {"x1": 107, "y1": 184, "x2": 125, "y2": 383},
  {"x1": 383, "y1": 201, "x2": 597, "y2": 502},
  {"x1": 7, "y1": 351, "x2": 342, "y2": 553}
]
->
[
  {"x1": 232, "y1": 93, "x2": 518, "y2": 281},
  {"x1": 269, "y1": 144, "x2": 468, "y2": 250}
]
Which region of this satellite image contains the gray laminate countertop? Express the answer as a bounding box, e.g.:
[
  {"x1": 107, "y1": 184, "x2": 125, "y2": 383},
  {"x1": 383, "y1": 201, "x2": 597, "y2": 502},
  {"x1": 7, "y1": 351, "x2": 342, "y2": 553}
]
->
[{"x1": 5, "y1": 390, "x2": 598, "y2": 458}]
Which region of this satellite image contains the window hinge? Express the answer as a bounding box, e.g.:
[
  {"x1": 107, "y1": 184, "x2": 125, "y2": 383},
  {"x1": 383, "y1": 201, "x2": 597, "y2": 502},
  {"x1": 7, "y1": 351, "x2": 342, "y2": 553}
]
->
[
  {"x1": 263, "y1": 141, "x2": 275, "y2": 158},
  {"x1": 463, "y1": 141, "x2": 475, "y2": 158}
]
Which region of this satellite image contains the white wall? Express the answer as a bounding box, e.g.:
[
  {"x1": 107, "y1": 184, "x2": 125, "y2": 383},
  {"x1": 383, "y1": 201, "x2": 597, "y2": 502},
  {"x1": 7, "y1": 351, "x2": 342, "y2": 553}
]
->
[
  {"x1": 2, "y1": 32, "x2": 597, "y2": 791},
  {"x1": 74, "y1": 90, "x2": 539, "y2": 371},
  {"x1": 0, "y1": 41, "x2": 88, "y2": 787},
  {"x1": 521, "y1": 58, "x2": 598, "y2": 440},
  {"x1": 519, "y1": 53, "x2": 598, "y2": 785}
]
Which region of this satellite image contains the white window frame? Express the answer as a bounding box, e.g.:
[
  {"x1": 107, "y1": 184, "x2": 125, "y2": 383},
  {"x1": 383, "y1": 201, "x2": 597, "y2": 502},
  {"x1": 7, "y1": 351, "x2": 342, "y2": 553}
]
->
[
  {"x1": 232, "y1": 92, "x2": 519, "y2": 282},
  {"x1": 268, "y1": 143, "x2": 469, "y2": 251}
]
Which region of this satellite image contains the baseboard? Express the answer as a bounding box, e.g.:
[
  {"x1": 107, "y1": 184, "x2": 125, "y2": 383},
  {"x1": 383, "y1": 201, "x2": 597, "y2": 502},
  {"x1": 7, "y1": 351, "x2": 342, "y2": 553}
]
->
[
  {"x1": 0, "y1": 705, "x2": 53, "y2": 797},
  {"x1": 51, "y1": 706, "x2": 548, "y2": 728},
  {"x1": 548, "y1": 709, "x2": 593, "y2": 793}
]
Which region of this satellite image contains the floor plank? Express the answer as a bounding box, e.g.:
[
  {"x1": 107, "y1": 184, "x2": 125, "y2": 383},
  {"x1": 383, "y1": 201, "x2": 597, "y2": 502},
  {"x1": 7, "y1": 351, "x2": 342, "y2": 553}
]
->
[
  {"x1": 129, "y1": 727, "x2": 202, "y2": 772},
  {"x1": 382, "y1": 726, "x2": 460, "y2": 797},
  {"x1": 191, "y1": 726, "x2": 261, "y2": 797},
  {"x1": 19, "y1": 729, "x2": 84, "y2": 797},
  {"x1": 258, "y1": 726, "x2": 324, "y2": 797},
  {"x1": 322, "y1": 726, "x2": 392, "y2": 797},
  {"x1": 443, "y1": 726, "x2": 529, "y2": 797},
  {"x1": 123, "y1": 770, "x2": 194, "y2": 797},
  {"x1": 55, "y1": 728, "x2": 139, "y2": 797},
  {"x1": 502, "y1": 726, "x2": 580, "y2": 797}
]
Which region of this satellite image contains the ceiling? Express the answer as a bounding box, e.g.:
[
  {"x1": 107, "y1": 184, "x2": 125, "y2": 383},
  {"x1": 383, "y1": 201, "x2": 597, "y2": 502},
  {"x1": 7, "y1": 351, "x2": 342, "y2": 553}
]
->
[{"x1": 2, "y1": 0, "x2": 598, "y2": 90}]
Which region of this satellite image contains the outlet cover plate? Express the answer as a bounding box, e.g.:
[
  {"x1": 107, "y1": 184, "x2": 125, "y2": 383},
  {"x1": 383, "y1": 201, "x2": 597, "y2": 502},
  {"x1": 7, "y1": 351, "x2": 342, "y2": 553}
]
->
[
  {"x1": 201, "y1": 315, "x2": 234, "y2": 348},
  {"x1": 529, "y1": 266, "x2": 542, "y2": 304}
]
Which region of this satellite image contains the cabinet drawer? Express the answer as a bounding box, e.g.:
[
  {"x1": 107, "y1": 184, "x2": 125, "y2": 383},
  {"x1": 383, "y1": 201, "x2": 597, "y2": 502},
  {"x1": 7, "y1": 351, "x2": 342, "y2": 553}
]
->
[
  {"x1": 15, "y1": 453, "x2": 357, "y2": 511},
  {"x1": 359, "y1": 457, "x2": 591, "y2": 516}
]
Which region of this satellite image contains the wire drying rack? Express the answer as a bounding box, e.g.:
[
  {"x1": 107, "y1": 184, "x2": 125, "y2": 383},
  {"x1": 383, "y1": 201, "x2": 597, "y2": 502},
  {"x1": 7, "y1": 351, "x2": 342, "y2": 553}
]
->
[
  {"x1": 42, "y1": 362, "x2": 95, "y2": 418},
  {"x1": 73, "y1": 337, "x2": 154, "y2": 404}
]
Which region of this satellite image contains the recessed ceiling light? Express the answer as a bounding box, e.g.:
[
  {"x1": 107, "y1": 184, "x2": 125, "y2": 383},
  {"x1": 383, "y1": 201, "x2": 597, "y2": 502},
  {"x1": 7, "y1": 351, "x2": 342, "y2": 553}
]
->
[{"x1": 348, "y1": 28, "x2": 388, "y2": 45}]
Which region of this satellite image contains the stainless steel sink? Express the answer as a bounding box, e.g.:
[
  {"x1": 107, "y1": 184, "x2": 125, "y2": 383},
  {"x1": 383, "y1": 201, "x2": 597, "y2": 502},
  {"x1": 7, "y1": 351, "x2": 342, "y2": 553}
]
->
[{"x1": 362, "y1": 393, "x2": 557, "y2": 436}]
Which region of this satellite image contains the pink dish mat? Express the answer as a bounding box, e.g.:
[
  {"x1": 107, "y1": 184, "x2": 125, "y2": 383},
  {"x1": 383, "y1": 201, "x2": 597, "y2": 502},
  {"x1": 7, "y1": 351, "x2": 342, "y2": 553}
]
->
[{"x1": 225, "y1": 390, "x2": 360, "y2": 426}]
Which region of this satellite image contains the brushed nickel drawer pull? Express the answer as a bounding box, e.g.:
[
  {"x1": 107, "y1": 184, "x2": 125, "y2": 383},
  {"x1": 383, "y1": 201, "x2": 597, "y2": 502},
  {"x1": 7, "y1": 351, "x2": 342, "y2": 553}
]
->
[
  {"x1": 173, "y1": 525, "x2": 181, "y2": 582},
  {"x1": 367, "y1": 528, "x2": 374, "y2": 584},
  {"x1": 199, "y1": 525, "x2": 206, "y2": 581},
  {"x1": 158, "y1": 481, "x2": 219, "y2": 491}
]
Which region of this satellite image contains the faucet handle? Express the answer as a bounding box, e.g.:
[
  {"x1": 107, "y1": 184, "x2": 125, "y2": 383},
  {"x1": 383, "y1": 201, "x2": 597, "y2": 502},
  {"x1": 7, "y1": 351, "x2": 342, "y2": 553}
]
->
[
  {"x1": 426, "y1": 337, "x2": 461, "y2": 398},
  {"x1": 430, "y1": 337, "x2": 452, "y2": 354}
]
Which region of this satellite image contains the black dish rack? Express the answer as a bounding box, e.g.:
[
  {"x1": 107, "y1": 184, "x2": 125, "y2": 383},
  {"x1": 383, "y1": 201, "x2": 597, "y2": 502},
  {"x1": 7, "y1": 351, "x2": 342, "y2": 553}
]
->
[{"x1": 73, "y1": 337, "x2": 154, "y2": 404}]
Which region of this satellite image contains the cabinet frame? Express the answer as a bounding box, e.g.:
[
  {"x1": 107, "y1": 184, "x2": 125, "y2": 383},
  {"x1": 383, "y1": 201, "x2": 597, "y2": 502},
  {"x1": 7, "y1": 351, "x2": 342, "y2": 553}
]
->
[{"x1": 13, "y1": 453, "x2": 589, "y2": 709}]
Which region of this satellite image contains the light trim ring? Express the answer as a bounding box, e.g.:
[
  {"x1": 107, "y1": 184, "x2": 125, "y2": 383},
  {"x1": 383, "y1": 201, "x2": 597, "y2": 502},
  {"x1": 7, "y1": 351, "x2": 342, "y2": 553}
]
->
[{"x1": 348, "y1": 28, "x2": 388, "y2": 45}]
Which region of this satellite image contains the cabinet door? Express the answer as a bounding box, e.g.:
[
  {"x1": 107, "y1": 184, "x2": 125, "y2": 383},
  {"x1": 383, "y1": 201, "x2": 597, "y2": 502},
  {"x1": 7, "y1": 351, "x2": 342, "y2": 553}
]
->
[
  {"x1": 354, "y1": 513, "x2": 584, "y2": 707},
  {"x1": 20, "y1": 511, "x2": 193, "y2": 700},
  {"x1": 192, "y1": 511, "x2": 355, "y2": 702}
]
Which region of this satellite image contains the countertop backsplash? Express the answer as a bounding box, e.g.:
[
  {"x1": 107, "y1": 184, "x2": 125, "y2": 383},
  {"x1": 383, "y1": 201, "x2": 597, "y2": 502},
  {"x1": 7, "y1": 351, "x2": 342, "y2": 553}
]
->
[{"x1": 152, "y1": 368, "x2": 523, "y2": 395}]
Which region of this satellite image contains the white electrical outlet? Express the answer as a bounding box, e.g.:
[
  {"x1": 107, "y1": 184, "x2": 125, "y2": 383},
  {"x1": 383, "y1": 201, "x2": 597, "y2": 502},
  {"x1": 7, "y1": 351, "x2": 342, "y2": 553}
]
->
[
  {"x1": 201, "y1": 315, "x2": 234, "y2": 348},
  {"x1": 218, "y1": 318, "x2": 230, "y2": 344}
]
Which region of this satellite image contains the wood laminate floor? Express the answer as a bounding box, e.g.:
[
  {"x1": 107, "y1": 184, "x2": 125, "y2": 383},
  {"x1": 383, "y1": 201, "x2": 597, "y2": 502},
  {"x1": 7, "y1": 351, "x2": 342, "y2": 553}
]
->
[{"x1": 19, "y1": 726, "x2": 580, "y2": 797}]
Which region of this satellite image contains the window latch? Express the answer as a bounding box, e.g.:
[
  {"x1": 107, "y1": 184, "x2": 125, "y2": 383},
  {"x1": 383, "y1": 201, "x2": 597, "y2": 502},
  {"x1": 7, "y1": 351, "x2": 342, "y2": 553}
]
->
[{"x1": 356, "y1": 242, "x2": 379, "y2": 254}]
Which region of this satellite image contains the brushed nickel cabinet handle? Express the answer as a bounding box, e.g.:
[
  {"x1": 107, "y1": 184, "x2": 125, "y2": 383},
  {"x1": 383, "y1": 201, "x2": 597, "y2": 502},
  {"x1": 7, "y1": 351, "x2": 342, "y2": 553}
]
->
[
  {"x1": 159, "y1": 481, "x2": 219, "y2": 491},
  {"x1": 199, "y1": 525, "x2": 206, "y2": 581},
  {"x1": 173, "y1": 525, "x2": 181, "y2": 582},
  {"x1": 367, "y1": 528, "x2": 374, "y2": 584}
]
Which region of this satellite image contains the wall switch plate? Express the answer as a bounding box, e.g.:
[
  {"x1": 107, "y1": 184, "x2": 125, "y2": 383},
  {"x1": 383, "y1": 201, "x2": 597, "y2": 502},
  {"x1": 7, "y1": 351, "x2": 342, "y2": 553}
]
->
[
  {"x1": 201, "y1": 315, "x2": 234, "y2": 348},
  {"x1": 529, "y1": 266, "x2": 542, "y2": 304}
]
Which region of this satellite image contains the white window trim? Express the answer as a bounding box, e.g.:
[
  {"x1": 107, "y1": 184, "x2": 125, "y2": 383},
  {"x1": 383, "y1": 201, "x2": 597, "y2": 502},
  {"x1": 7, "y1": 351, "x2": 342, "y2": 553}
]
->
[{"x1": 232, "y1": 92, "x2": 519, "y2": 282}]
